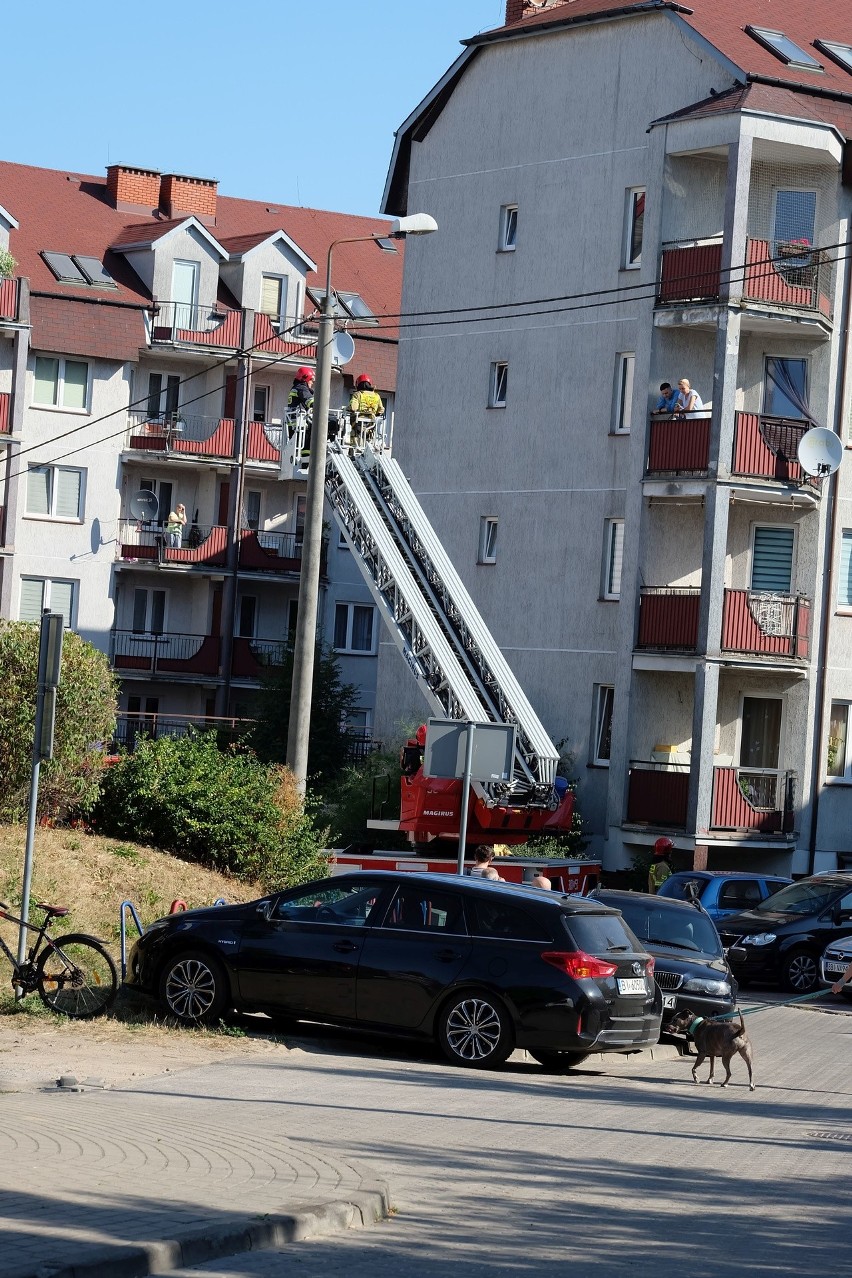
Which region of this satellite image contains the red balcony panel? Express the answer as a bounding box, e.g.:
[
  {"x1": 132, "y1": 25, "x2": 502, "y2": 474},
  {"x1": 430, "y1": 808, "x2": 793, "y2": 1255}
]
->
[
  {"x1": 231, "y1": 637, "x2": 289, "y2": 678},
  {"x1": 732, "y1": 413, "x2": 810, "y2": 483},
  {"x1": 0, "y1": 277, "x2": 19, "y2": 322},
  {"x1": 119, "y1": 541, "x2": 157, "y2": 561},
  {"x1": 253, "y1": 312, "x2": 317, "y2": 361},
  {"x1": 129, "y1": 432, "x2": 168, "y2": 451},
  {"x1": 711, "y1": 767, "x2": 795, "y2": 834},
  {"x1": 171, "y1": 418, "x2": 235, "y2": 458},
  {"x1": 238, "y1": 529, "x2": 301, "y2": 572},
  {"x1": 742, "y1": 239, "x2": 832, "y2": 317},
  {"x1": 0, "y1": 391, "x2": 10, "y2": 433},
  {"x1": 721, "y1": 590, "x2": 810, "y2": 659},
  {"x1": 637, "y1": 589, "x2": 700, "y2": 650},
  {"x1": 246, "y1": 420, "x2": 280, "y2": 463},
  {"x1": 626, "y1": 766, "x2": 689, "y2": 828},
  {"x1": 658, "y1": 242, "x2": 722, "y2": 303},
  {"x1": 114, "y1": 652, "x2": 153, "y2": 671},
  {"x1": 647, "y1": 415, "x2": 710, "y2": 473},
  {"x1": 163, "y1": 525, "x2": 228, "y2": 567},
  {"x1": 158, "y1": 634, "x2": 221, "y2": 675}
]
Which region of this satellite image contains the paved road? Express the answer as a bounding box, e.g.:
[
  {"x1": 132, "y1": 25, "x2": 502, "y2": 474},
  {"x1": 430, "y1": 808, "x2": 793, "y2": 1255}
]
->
[{"x1": 144, "y1": 1001, "x2": 852, "y2": 1278}]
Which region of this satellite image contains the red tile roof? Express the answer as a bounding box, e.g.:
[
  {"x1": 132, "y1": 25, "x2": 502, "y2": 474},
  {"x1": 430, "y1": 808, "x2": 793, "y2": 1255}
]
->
[{"x1": 654, "y1": 80, "x2": 852, "y2": 136}]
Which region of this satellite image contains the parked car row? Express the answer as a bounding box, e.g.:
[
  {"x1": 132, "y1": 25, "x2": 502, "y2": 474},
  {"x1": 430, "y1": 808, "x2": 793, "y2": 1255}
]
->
[{"x1": 126, "y1": 868, "x2": 852, "y2": 1071}]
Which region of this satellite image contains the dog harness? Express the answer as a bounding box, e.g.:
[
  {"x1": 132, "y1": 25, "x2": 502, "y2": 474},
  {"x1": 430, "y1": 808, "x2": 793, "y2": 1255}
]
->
[{"x1": 688, "y1": 1016, "x2": 705, "y2": 1035}]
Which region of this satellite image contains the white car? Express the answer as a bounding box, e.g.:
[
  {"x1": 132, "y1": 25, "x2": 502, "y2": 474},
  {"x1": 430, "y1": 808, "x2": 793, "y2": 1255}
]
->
[{"x1": 820, "y1": 935, "x2": 852, "y2": 997}]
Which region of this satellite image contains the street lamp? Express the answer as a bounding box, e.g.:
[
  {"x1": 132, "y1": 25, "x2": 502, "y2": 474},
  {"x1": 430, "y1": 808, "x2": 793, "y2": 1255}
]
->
[{"x1": 285, "y1": 213, "x2": 438, "y2": 791}]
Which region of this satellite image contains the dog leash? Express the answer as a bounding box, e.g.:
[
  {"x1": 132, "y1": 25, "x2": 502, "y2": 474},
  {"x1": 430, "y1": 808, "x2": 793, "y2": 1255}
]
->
[{"x1": 712, "y1": 989, "x2": 832, "y2": 1021}]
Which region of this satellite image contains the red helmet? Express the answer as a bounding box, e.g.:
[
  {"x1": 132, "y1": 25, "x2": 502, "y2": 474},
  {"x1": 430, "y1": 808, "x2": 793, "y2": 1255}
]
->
[
  {"x1": 653, "y1": 836, "x2": 674, "y2": 857},
  {"x1": 356, "y1": 374, "x2": 373, "y2": 388},
  {"x1": 295, "y1": 366, "x2": 314, "y2": 382},
  {"x1": 415, "y1": 724, "x2": 427, "y2": 748}
]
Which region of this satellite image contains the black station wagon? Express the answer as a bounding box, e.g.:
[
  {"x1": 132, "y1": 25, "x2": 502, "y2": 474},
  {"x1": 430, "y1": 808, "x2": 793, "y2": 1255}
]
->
[{"x1": 127, "y1": 871, "x2": 662, "y2": 1071}]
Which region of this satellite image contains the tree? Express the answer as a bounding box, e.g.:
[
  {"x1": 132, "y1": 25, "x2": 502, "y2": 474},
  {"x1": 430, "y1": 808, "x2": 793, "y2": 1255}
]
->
[
  {"x1": 0, "y1": 621, "x2": 117, "y2": 821},
  {"x1": 248, "y1": 644, "x2": 359, "y2": 786},
  {"x1": 324, "y1": 749, "x2": 410, "y2": 851}
]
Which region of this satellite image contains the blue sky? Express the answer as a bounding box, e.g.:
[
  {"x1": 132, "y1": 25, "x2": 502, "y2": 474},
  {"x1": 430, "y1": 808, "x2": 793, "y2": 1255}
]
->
[{"x1": 4, "y1": 0, "x2": 504, "y2": 217}]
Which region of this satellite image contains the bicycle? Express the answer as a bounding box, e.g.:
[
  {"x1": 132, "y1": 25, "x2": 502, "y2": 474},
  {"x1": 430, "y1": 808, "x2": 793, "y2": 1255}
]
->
[{"x1": 0, "y1": 899, "x2": 118, "y2": 1019}]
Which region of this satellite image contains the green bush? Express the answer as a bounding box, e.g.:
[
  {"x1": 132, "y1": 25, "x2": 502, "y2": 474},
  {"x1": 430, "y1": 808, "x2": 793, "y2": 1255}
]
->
[
  {"x1": 0, "y1": 621, "x2": 117, "y2": 821},
  {"x1": 324, "y1": 749, "x2": 409, "y2": 851},
  {"x1": 92, "y1": 733, "x2": 327, "y2": 889}
]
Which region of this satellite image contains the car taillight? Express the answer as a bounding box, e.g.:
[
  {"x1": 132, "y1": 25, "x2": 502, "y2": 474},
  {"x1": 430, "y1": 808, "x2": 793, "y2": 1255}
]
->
[
  {"x1": 646, "y1": 956, "x2": 655, "y2": 979},
  {"x1": 541, "y1": 950, "x2": 618, "y2": 979}
]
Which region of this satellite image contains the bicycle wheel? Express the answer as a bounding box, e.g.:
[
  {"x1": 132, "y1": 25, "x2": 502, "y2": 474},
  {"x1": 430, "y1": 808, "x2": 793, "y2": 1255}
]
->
[{"x1": 36, "y1": 933, "x2": 118, "y2": 1018}]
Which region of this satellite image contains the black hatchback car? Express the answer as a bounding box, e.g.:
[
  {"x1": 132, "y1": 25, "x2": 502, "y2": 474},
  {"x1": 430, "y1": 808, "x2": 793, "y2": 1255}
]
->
[
  {"x1": 592, "y1": 889, "x2": 737, "y2": 1022},
  {"x1": 719, "y1": 873, "x2": 852, "y2": 993},
  {"x1": 127, "y1": 872, "x2": 662, "y2": 1070}
]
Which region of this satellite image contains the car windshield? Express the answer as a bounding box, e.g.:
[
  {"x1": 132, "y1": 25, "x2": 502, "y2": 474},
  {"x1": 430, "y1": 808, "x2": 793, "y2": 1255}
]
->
[
  {"x1": 612, "y1": 899, "x2": 722, "y2": 957},
  {"x1": 660, "y1": 877, "x2": 705, "y2": 902},
  {"x1": 756, "y1": 880, "x2": 838, "y2": 915}
]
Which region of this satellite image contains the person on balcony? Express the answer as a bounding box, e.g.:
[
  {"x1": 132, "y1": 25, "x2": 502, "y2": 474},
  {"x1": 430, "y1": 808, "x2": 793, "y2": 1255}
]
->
[
  {"x1": 674, "y1": 379, "x2": 704, "y2": 417},
  {"x1": 648, "y1": 836, "x2": 674, "y2": 893},
  {"x1": 654, "y1": 382, "x2": 679, "y2": 413},
  {"x1": 349, "y1": 374, "x2": 384, "y2": 450},
  {"x1": 287, "y1": 366, "x2": 315, "y2": 463},
  {"x1": 165, "y1": 503, "x2": 187, "y2": 548}
]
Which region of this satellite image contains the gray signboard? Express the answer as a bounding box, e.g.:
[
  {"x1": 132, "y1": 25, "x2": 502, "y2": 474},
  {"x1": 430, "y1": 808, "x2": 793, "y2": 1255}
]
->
[{"x1": 423, "y1": 719, "x2": 516, "y2": 784}]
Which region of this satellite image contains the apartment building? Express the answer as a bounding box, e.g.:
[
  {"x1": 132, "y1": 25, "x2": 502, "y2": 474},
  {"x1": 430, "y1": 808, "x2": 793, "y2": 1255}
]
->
[
  {"x1": 0, "y1": 161, "x2": 402, "y2": 747},
  {"x1": 379, "y1": 0, "x2": 852, "y2": 873}
]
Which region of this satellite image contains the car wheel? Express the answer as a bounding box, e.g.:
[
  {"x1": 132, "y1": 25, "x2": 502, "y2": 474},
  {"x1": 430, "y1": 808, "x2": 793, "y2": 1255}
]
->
[
  {"x1": 159, "y1": 950, "x2": 229, "y2": 1025},
  {"x1": 782, "y1": 949, "x2": 818, "y2": 994},
  {"x1": 437, "y1": 990, "x2": 514, "y2": 1069},
  {"x1": 528, "y1": 1049, "x2": 590, "y2": 1073}
]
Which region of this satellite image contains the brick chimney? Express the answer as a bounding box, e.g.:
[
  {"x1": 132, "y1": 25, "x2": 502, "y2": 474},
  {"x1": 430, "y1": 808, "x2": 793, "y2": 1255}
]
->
[
  {"x1": 505, "y1": 0, "x2": 563, "y2": 23},
  {"x1": 159, "y1": 173, "x2": 218, "y2": 225},
  {"x1": 505, "y1": 0, "x2": 526, "y2": 21},
  {"x1": 106, "y1": 164, "x2": 161, "y2": 213}
]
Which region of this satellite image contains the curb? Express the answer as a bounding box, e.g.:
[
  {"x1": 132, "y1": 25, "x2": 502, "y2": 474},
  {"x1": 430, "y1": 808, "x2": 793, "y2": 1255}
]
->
[
  {"x1": 6, "y1": 1182, "x2": 390, "y2": 1278},
  {"x1": 581, "y1": 1042, "x2": 684, "y2": 1066}
]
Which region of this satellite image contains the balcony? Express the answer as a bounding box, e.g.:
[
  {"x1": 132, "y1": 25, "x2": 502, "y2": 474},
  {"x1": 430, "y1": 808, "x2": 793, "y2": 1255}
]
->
[
  {"x1": 113, "y1": 711, "x2": 250, "y2": 750},
  {"x1": 116, "y1": 521, "x2": 228, "y2": 567},
  {"x1": 742, "y1": 240, "x2": 833, "y2": 321},
  {"x1": 0, "y1": 277, "x2": 20, "y2": 323},
  {"x1": 151, "y1": 302, "x2": 242, "y2": 349},
  {"x1": 721, "y1": 590, "x2": 811, "y2": 661},
  {"x1": 127, "y1": 412, "x2": 236, "y2": 459},
  {"x1": 731, "y1": 413, "x2": 818, "y2": 489},
  {"x1": 231, "y1": 636, "x2": 290, "y2": 679},
  {"x1": 658, "y1": 239, "x2": 723, "y2": 304},
  {"x1": 636, "y1": 588, "x2": 700, "y2": 651},
  {"x1": 238, "y1": 528, "x2": 302, "y2": 573},
  {"x1": 646, "y1": 413, "x2": 710, "y2": 474},
  {"x1": 711, "y1": 767, "x2": 795, "y2": 834},
  {"x1": 626, "y1": 762, "x2": 689, "y2": 829},
  {"x1": 0, "y1": 391, "x2": 10, "y2": 434},
  {"x1": 110, "y1": 631, "x2": 221, "y2": 676}
]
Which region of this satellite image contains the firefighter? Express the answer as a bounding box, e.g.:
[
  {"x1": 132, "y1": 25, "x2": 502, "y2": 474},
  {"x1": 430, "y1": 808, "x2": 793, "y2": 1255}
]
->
[
  {"x1": 648, "y1": 836, "x2": 674, "y2": 894},
  {"x1": 288, "y1": 366, "x2": 314, "y2": 460},
  {"x1": 349, "y1": 374, "x2": 384, "y2": 449}
]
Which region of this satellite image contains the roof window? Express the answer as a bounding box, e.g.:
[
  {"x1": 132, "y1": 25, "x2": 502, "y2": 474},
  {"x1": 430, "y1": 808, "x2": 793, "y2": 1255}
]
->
[
  {"x1": 306, "y1": 286, "x2": 377, "y2": 325},
  {"x1": 745, "y1": 27, "x2": 823, "y2": 71},
  {"x1": 815, "y1": 40, "x2": 852, "y2": 75},
  {"x1": 41, "y1": 251, "x2": 117, "y2": 288}
]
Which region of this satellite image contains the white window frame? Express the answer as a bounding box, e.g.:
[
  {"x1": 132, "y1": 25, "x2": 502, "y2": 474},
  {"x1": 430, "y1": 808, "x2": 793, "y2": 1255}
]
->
[
  {"x1": 333, "y1": 601, "x2": 377, "y2": 656},
  {"x1": 498, "y1": 204, "x2": 518, "y2": 253},
  {"x1": 19, "y1": 576, "x2": 78, "y2": 628},
  {"x1": 827, "y1": 700, "x2": 852, "y2": 783},
  {"x1": 602, "y1": 518, "x2": 625, "y2": 600},
  {"x1": 32, "y1": 355, "x2": 91, "y2": 413},
  {"x1": 749, "y1": 523, "x2": 797, "y2": 596},
  {"x1": 735, "y1": 693, "x2": 785, "y2": 771},
  {"x1": 260, "y1": 274, "x2": 287, "y2": 323},
  {"x1": 489, "y1": 361, "x2": 508, "y2": 409},
  {"x1": 478, "y1": 516, "x2": 499, "y2": 565},
  {"x1": 838, "y1": 529, "x2": 852, "y2": 613},
  {"x1": 623, "y1": 187, "x2": 645, "y2": 269},
  {"x1": 612, "y1": 353, "x2": 635, "y2": 434},
  {"x1": 237, "y1": 594, "x2": 258, "y2": 639},
  {"x1": 25, "y1": 464, "x2": 86, "y2": 521},
  {"x1": 131, "y1": 586, "x2": 168, "y2": 635},
  {"x1": 592, "y1": 685, "x2": 614, "y2": 766},
  {"x1": 244, "y1": 489, "x2": 262, "y2": 531},
  {"x1": 145, "y1": 370, "x2": 180, "y2": 422},
  {"x1": 252, "y1": 385, "x2": 270, "y2": 422}
]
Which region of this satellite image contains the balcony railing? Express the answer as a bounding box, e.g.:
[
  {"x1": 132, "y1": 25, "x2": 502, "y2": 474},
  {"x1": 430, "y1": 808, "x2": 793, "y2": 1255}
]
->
[
  {"x1": 626, "y1": 762, "x2": 690, "y2": 828},
  {"x1": 711, "y1": 766, "x2": 796, "y2": 834},
  {"x1": 238, "y1": 528, "x2": 303, "y2": 572},
  {"x1": 743, "y1": 239, "x2": 833, "y2": 320},
  {"x1": 113, "y1": 712, "x2": 251, "y2": 750},
  {"x1": 658, "y1": 239, "x2": 723, "y2": 303},
  {"x1": 0, "y1": 391, "x2": 10, "y2": 434},
  {"x1": 110, "y1": 631, "x2": 221, "y2": 676},
  {"x1": 117, "y1": 521, "x2": 228, "y2": 566},
  {"x1": 636, "y1": 588, "x2": 701, "y2": 651},
  {"x1": 646, "y1": 412, "x2": 711, "y2": 474},
  {"x1": 151, "y1": 302, "x2": 243, "y2": 348},
  {"x1": 0, "y1": 277, "x2": 20, "y2": 322},
  {"x1": 731, "y1": 413, "x2": 819, "y2": 487},
  {"x1": 231, "y1": 636, "x2": 291, "y2": 679},
  {"x1": 721, "y1": 589, "x2": 811, "y2": 660},
  {"x1": 127, "y1": 411, "x2": 236, "y2": 459}
]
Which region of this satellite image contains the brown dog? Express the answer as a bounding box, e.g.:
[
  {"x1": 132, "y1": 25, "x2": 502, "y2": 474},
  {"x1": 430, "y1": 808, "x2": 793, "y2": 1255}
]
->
[{"x1": 668, "y1": 1008, "x2": 756, "y2": 1091}]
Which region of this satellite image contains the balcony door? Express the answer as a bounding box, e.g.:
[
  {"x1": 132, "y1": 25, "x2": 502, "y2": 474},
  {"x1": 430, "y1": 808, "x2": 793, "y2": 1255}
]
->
[
  {"x1": 172, "y1": 260, "x2": 199, "y2": 330},
  {"x1": 739, "y1": 696, "x2": 782, "y2": 769},
  {"x1": 763, "y1": 357, "x2": 808, "y2": 420}
]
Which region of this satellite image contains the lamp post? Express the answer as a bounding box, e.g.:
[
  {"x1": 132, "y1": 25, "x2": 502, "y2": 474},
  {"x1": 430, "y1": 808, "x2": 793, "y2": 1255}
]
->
[{"x1": 285, "y1": 214, "x2": 437, "y2": 791}]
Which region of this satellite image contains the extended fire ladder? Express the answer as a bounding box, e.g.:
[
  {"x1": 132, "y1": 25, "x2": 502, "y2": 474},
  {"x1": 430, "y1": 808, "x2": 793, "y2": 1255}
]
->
[{"x1": 324, "y1": 442, "x2": 560, "y2": 801}]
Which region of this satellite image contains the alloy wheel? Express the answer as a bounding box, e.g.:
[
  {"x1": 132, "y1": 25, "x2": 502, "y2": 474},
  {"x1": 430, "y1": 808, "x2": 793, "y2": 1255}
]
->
[
  {"x1": 444, "y1": 997, "x2": 503, "y2": 1061},
  {"x1": 165, "y1": 956, "x2": 218, "y2": 1021},
  {"x1": 786, "y1": 952, "x2": 817, "y2": 992}
]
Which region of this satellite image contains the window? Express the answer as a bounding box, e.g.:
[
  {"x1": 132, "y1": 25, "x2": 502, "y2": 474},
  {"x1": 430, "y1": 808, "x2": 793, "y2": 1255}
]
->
[
  {"x1": 293, "y1": 495, "x2": 306, "y2": 549},
  {"x1": 838, "y1": 531, "x2": 852, "y2": 609},
  {"x1": 478, "y1": 516, "x2": 498, "y2": 565},
  {"x1": 275, "y1": 880, "x2": 383, "y2": 925},
  {"x1": 498, "y1": 204, "x2": 518, "y2": 252},
  {"x1": 252, "y1": 386, "x2": 270, "y2": 423},
  {"x1": 489, "y1": 361, "x2": 508, "y2": 408},
  {"x1": 238, "y1": 595, "x2": 257, "y2": 638},
  {"x1": 763, "y1": 356, "x2": 808, "y2": 420},
  {"x1": 718, "y1": 880, "x2": 762, "y2": 911},
  {"x1": 26, "y1": 466, "x2": 84, "y2": 520},
  {"x1": 815, "y1": 40, "x2": 852, "y2": 74},
  {"x1": 132, "y1": 588, "x2": 166, "y2": 634},
  {"x1": 746, "y1": 27, "x2": 823, "y2": 70},
  {"x1": 334, "y1": 603, "x2": 376, "y2": 654},
  {"x1": 260, "y1": 275, "x2": 287, "y2": 321},
  {"x1": 624, "y1": 188, "x2": 645, "y2": 268},
  {"x1": 19, "y1": 577, "x2": 76, "y2": 627},
  {"x1": 603, "y1": 518, "x2": 625, "y2": 599},
  {"x1": 146, "y1": 372, "x2": 180, "y2": 422},
  {"x1": 772, "y1": 191, "x2": 818, "y2": 269},
  {"x1": 287, "y1": 598, "x2": 299, "y2": 642},
  {"x1": 381, "y1": 886, "x2": 466, "y2": 934},
  {"x1": 467, "y1": 898, "x2": 548, "y2": 941},
  {"x1": 171, "y1": 260, "x2": 199, "y2": 329},
  {"x1": 137, "y1": 477, "x2": 172, "y2": 528},
  {"x1": 41, "y1": 252, "x2": 117, "y2": 288},
  {"x1": 337, "y1": 291, "x2": 378, "y2": 325},
  {"x1": 613, "y1": 353, "x2": 635, "y2": 434},
  {"x1": 592, "y1": 685, "x2": 614, "y2": 765},
  {"x1": 828, "y1": 702, "x2": 850, "y2": 779},
  {"x1": 244, "y1": 490, "x2": 262, "y2": 531},
  {"x1": 33, "y1": 356, "x2": 89, "y2": 410},
  {"x1": 750, "y1": 526, "x2": 794, "y2": 594},
  {"x1": 739, "y1": 696, "x2": 782, "y2": 770}
]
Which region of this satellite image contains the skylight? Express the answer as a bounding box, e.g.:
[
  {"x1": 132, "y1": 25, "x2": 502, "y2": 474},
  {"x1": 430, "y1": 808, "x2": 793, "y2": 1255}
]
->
[
  {"x1": 42, "y1": 252, "x2": 86, "y2": 284},
  {"x1": 74, "y1": 255, "x2": 117, "y2": 287},
  {"x1": 337, "y1": 291, "x2": 378, "y2": 325},
  {"x1": 42, "y1": 251, "x2": 117, "y2": 288},
  {"x1": 746, "y1": 26, "x2": 823, "y2": 71},
  {"x1": 815, "y1": 40, "x2": 852, "y2": 75}
]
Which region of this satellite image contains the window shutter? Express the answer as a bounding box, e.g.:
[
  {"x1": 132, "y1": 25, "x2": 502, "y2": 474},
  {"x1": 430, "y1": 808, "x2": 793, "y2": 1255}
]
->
[
  {"x1": 19, "y1": 578, "x2": 45, "y2": 621},
  {"x1": 607, "y1": 521, "x2": 625, "y2": 596},
  {"x1": 55, "y1": 469, "x2": 82, "y2": 519},
  {"x1": 33, "y1": 357, "x2": 59, "y2": 405},
  {"x1": 260, "y1": 276, "x2": 282, "y2": 317},
  {"x1": 50, "y1": 581, "x2": 74, "y2": 626},
  {"x1": 751, "y1": 527, "x2": 794, "y2": 593},
  {"x1": 63, "y1": 361, "x2": 88, "y2": 410},
  {"x1": 839, "y1": 531, "x2": 852, "y2": 607},
  {"x1": 27, "y1": 468, "x2": 51, "y2": 515}
]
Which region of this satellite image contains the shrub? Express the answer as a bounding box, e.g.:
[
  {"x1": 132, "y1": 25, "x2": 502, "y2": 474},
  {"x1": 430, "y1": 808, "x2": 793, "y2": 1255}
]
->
[
  {"x1": 0, "y1": 622, "x2": 117, "y2": 821},
  {"x1": 92, "y1": 733, "x2": 327, "y2": 889},
  {"x1": 0, "y1": 247, "x2": 15, "y2": 279},
  {"x1": 323, "y1": 749, "x2": 409, "y2": 851}
]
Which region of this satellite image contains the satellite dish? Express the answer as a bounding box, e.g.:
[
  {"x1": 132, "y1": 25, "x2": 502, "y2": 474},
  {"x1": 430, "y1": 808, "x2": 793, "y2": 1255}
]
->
[
  {"x1": 797, "y1": 427, "x2": 843, "y2": 478},
  {"x1": 130, "y1": 489, "x2": 159, "y2": 520},
  {"x1": 331, "y1": 330, "x2": 355, "y2": 368}
]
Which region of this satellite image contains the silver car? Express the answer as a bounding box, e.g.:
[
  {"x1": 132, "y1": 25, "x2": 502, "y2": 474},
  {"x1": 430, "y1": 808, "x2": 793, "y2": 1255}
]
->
[{"x1": 820, "y1": 935, "x2": 852, "y2": 998}]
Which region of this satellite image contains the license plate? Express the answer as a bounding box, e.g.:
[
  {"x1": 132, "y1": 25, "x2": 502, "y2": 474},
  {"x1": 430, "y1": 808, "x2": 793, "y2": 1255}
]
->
[
  {"x1": 663, "y1": 994, "x2": 677, "y2": 1009},
  {"x1": 824, "y1": 962, "x2": 847, "y2": 975},
  {"x1": 617, "y1": 977, "x2": 646, "y2": 995}
]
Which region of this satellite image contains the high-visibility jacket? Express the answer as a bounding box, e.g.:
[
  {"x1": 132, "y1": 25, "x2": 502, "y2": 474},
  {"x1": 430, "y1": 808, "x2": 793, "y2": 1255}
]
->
[
  {"x1": 288, "y1": 382, "x2": 313, "y2": 413},
  {"x1": 649, "y1": 860, "x2": 672, "y2": 892},
  {"x1": 349, "y1": 389, "x2": 384, "y2": 418}
]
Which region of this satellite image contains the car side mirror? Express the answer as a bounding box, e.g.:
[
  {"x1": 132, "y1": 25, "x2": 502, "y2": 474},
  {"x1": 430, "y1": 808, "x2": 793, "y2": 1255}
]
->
[
  {"x1": 834, "y1": 906, "x2": 852, "y2": 925},
  {"x1": 256, "y1": 898, "x2": 273, "y2": 920}
]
